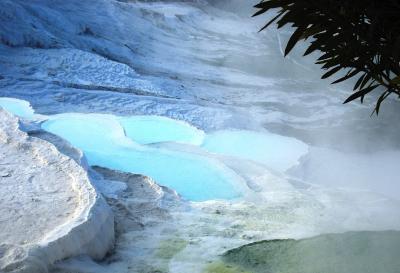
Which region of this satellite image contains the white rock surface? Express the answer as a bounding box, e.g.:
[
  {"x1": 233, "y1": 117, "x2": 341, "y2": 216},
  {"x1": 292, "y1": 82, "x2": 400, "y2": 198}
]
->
[
  {"x1": 0, "y1": 110, "x2": 114, "y2": 273},
  {"x1": 53, "y1": 164, "x2": 400, "y2": 273}
]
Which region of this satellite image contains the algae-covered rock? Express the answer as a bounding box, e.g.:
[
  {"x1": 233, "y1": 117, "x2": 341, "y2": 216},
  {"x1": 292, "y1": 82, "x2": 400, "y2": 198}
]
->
[
  {"x1": 204, "y1": 262, "x2": 251, "y2": 273},
  {"x1": 222, "y1": 230, "x2": 400, "y2": 273},
  {"x1": 156, "y1": 238, "x2": 188, "y2": 260}
]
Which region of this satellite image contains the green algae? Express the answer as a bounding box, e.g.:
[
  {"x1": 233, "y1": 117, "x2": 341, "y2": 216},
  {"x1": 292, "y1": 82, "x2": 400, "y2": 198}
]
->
[
  {"x1": 222, "y1": 230, "x2": 400, "y2": 273},
  {"x1": 204, "y1": 261, "x2": 252, "y2": 273},
  {"x1": 156, "y1": 237, "x2": 188, "y2": 260}
]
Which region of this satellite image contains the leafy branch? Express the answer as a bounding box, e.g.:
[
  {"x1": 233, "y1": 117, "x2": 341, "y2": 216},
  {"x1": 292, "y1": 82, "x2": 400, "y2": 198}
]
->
[{"x1": 253, "y1": 0, "x2": 400, "y2": 115}]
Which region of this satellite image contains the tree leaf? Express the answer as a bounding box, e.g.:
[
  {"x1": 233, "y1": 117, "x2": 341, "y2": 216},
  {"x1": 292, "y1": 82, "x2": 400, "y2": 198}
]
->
[
  {"x1": 321, "y1": 66, "x2": 341, "y2": 79},
  {"x1": 343, "y1": 84, "x2": 379, "y2": 104},
  {"x1": 285, "y1": 26, "x2": 307, "y2": 56},
  {"x1": 257, "y1": 11, "x2": 285, "y2": 32},
  {"x1": 353, "y1": 74, "x2": 366, "y2": 90},
  {"x1": 373, "y1": 91, "x2": 391, "y2": 115},
  {"x1": 331, "y1": 69, "x2": 360, "y2": 84}
]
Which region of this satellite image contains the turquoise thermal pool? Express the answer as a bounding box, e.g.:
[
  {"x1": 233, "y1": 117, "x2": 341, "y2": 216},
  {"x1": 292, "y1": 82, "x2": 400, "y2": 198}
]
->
[
  {"x1": 0, "y1": 97, "x2": 308, "y2": 201},
  {"x1": 41, "y1": 113, "x2": 242, "y2": 201},
  {"x1": 0, "y1": 97, "x2": 35, "y2": 120},
  {"x1": 202, "y1": 130, "x2": 308, "y2": 172},
  {"x1": 120, "y1": 116, "x2": 205, "y2": 145}
]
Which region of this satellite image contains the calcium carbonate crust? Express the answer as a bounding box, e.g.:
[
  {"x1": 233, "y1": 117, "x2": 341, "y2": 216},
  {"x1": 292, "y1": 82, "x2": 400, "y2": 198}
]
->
[{"x1": 0, "y1": 109, "x2": 114, "y2": 273}]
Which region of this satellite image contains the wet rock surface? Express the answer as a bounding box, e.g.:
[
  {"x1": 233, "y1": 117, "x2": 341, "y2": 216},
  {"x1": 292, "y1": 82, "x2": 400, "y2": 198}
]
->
[{"x1": 221, "y1": 231, "x2": 400, "y2": 273}]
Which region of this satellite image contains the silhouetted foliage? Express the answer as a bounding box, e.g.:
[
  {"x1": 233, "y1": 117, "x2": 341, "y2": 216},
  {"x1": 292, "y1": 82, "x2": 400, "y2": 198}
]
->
[{"x1": 253, "y1": 0, "x2": 400, "y2": 114}]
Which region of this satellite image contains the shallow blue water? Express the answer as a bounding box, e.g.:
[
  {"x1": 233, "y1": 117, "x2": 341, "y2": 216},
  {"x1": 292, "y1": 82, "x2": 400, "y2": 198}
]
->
[
  {"x1": 202, "y1": 130, "x2": 308, "y2": 172},
  {"x1": 0, "y1": 98, "x2": 35, "y2": 119},
  {"x1": 1, "y1": 97, "x2": 309, "y2": 201},
  {"x1": 42, "y1": 113, "x2": 242, "y2": 201},
  {"x1": 120, "y1": 116, "x2": 204, "y2": 145}
]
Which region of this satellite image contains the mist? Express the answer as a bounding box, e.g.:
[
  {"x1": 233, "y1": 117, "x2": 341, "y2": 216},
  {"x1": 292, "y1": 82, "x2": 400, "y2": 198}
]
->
[
  {"x1": 0, "y1": 0, "x2": 399, "y2": 272},
  {"x1": 206, "y1": 0, "x2": 400, "y2": 202}
]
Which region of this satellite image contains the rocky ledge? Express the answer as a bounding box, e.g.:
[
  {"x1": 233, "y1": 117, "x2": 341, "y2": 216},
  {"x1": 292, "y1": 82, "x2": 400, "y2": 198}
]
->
[{"x1": 0, "y1": 110, "x2": 114, "y2": 273}]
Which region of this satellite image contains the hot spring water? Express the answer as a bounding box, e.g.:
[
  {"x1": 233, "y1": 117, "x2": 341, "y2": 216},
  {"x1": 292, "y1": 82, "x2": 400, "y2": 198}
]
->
[
  {"x1": 0, "y1": 97, "x2": 35, "y2": 120},
  {"x1": 0, "y1": 97, "x2": 308, "y2": 201}
]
